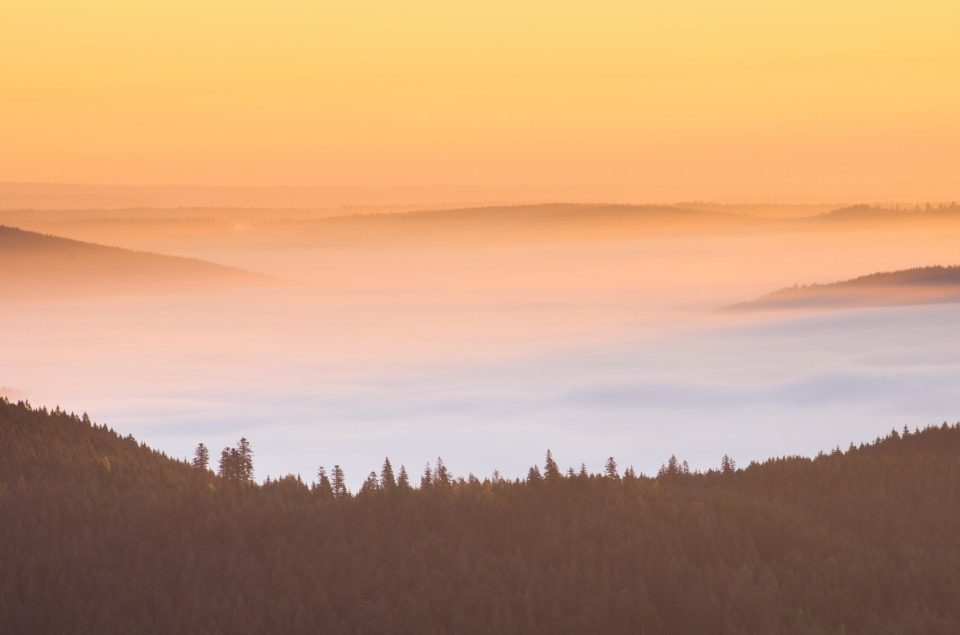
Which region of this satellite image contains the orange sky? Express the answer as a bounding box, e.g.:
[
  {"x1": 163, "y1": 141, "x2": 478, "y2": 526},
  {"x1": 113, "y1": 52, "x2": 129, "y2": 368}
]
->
[{"x1": 2, "y1": 0, "x2": 959, "y2": 200}]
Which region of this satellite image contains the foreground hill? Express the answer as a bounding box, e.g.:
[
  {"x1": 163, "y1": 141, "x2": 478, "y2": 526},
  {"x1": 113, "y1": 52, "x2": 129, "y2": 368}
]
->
[
  {"x1": 0, "y1": 225, "x2": 276, "y2": 299},
  {"x1": 2, "y1": 398, "x2": 959, "y2": 634},
  {"x1": 727, "y1": 265, "x2": 960, "y2": 312}
]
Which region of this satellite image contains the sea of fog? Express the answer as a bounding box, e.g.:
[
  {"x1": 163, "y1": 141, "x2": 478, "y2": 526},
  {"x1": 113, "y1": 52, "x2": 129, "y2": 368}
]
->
[{"x1": 4, "y1": 282, "x2": 958, "y2": 489}]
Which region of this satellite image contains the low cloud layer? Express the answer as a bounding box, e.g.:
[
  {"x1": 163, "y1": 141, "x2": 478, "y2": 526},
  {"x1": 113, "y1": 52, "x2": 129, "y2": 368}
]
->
[
  {"x1": 5, "y1": 209, "x2": 960, "y2": 487},
  {"x1": 5, "y1": 286, "x2": 957, "y2": 487}
]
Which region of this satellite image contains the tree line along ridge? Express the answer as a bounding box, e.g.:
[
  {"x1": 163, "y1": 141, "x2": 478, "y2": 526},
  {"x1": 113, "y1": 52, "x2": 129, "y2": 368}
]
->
[{"x1": 2, "y1": 396, "x2": 960, "y2": 634}]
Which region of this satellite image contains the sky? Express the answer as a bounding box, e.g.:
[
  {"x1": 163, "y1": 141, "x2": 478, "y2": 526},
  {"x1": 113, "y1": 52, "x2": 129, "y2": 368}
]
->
[
  {"x1": 3, "y1": 1, "x2": 960, "y2": 486},
  {"x1": 3, "y1": 0, "x2": 959, "y2": 200}
]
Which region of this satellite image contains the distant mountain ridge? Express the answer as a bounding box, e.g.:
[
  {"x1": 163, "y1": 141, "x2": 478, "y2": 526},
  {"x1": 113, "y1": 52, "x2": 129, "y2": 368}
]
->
[
  {"x1": 726, "y1": 265, "x2": 960, "y2": 311},
  {"x1": 271, "y1": 203, "x2": 771, "y2": 249},
  {"x1": 0, "y1": 224, "x2": 277, "y2": 299},
  {"x1": 815, "y1": 203, "x2": 960, "y2": 221}
]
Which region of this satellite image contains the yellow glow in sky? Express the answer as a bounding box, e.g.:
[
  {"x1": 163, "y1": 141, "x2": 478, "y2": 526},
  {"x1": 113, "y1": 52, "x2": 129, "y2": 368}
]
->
[{"x1": 2, "y1": 0, "x2": 959, "y2": 199}]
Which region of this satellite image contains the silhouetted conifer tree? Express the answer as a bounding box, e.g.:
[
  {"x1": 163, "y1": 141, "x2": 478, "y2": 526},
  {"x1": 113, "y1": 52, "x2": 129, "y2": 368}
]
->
[
  {"x1": 331, "y1": 465, "x2": 347, "y2": 498},
  {"x1": 421, "y1": 463, "x2": 433, "y2": 489},
  {"x1": 361, "y1": 471, "x2": 380, "y2": 494},
  {"x1": 544, "y1": 449, "x2": 561, "y2": 482},
  {"x1": 219, "y1": 447, "x2": 239, "y2": 481},
  {"x1": 316, "y1": 466, "x2": 333, "y2": 500},
  {"x1": 721, "y1": 454, "x2": 736, "y2": 475},
  {"x1": 397, "y1": 465, "x2": 410, "y2": 490},
  {"x1": 604, "y1": 457, "x2": 618, "y2": 479},
  {"x1": 218, "y1": 438, "x2": 255, "y2": 483},
  {"x1": 667, "y1": 455, "x2": 679, "y2": 475},
  {"x1": 380, "y1": 458, "x2": 396, "y2": 490},
  {"x1": 237, "y1": 437, "x2": 254, "y2": 483},
  {"x1": 434, "y1": 457, "x2": 450, "y2": 487},
  {"x1": 192, "y1": 443, "x2": 209, "y2": 471}
]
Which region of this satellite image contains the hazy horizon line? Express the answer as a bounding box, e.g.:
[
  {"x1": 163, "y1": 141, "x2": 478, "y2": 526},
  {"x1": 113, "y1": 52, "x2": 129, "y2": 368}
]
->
[{"x1": 4, "y1": 180, "x2": 958, "y2": 209}]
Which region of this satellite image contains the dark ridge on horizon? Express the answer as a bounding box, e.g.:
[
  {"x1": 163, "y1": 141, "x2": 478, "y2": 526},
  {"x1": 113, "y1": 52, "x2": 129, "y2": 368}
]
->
[
  {"x1": 0, "y1": 181, "x2": 516, "y2": 209},
  {"x1": 725, "y1": 265, "x2": 960, "y2": 312},
  {"x1": 9, "y1": 181, "x2": 955, "y2": 213},
  {"x1": 0, "y1": 224, "x2": 280, "y2": 300},
  {"x1": 812, "y1": 202, "x2": 960, "y2": 221},
  {"x1": 271, "y1": 202, "x2": 776, "y2": 249},
  {"x1": 314, "y1": 202, "x2": 740, "y2": 222},
  {"x1": 0, "y1": 182, "x2": 743, "y2": 210}
]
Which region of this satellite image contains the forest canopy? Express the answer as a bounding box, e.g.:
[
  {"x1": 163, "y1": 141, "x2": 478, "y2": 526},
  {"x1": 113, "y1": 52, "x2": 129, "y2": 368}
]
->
[{"x1": 2, "y1": 397, "x2": 959, "y2": 634}]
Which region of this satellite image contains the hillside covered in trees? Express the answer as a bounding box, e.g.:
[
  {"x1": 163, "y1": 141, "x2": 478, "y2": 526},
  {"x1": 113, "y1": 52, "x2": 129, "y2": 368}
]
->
[
  {"x1": 2, "y1": 397, "x2": 959, "y2": 634},
  {"x1": 0, "y1": 225, "x2": 276, "y2": 300},
  {"x1": 726, "y1": 265, "x2": 960, "y2": 312}
]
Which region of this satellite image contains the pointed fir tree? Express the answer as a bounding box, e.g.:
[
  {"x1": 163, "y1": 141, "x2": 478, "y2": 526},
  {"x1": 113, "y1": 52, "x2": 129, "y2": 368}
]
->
[
  {"x1": 331, "y1": 465, "x2": 347, "y2": 498},
  {"x1": 316, "y1": 466, "x2": 334, "y2": 500},
  {"x1": 434, "y1": 457, "x2": 451, "y2": 487},
  {"x1": 721, "y1": 454, "x2": 736, "y2": 475},
  {"x1": 397, "y1": 465, "x2": 410, "y2": 490},
  {"x1": 237, "y1": 437, "x2": 254, "y2": 483},
  {"x1": 380, "y1": 457, "x2": 396, "y2": 490},
  {"x1": 666, "y1": 454, "x2": 680, "y2": 476},
  {"x1": 421, "y1": 462, "x2": 433, "y2": 489},
  {"x1": 360, "y1": 471, "x2": 380, "y2": 495},
  {"x1": 543, "y1": 449, "x2": 562, "y2": 482},
  {"x1": 192, "y1": 443, "x2": 209, "y2": 471},
  {"x1": 527, "y1": 464, "x2": 543, "y2": 482}
]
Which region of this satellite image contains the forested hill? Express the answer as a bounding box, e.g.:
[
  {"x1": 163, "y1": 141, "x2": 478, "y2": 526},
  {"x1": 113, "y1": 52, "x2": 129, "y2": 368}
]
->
[
  {"x1": 0, "y1": 225, "x2": 275, "y2": 299},
  {"x1": 2, "y1": 398, "x2": 959, "y2": 634},
  {"x1": 727, "y1": 265, "x2": 960, "y2": 311}
]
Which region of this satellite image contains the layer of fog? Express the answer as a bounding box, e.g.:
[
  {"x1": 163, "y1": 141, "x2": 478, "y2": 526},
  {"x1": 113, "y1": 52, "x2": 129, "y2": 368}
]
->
[
  {"x1": 4, "y1": 287, "x2": 957, "y2": 486},
  {"x1": 4, "y1": 207, "x2": 960, "y2": 487}
]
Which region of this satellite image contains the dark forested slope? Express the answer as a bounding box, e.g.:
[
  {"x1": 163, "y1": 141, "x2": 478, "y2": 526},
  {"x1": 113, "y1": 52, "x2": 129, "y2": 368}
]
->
[
  {"x1": 1, "y1": 398, "x2": 958, "y2": 634},
  {"x1": 0, "y1": 225, "x2": 275, "y2": 299},
  {"x1": 727, "y1": 265, "x2": 960, "y2": 311}
]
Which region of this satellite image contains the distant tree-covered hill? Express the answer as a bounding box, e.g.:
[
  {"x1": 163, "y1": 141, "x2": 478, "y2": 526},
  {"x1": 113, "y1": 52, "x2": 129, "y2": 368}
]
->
[
  {"x1": 814, "y1": 202, "x2": 960, "y2": 222},
  {"x1": 726, "y1": 265, "x2": 960, "y2": 312},
  {"x1": 0, "y1": 225, "x2": 276, "y2": 300},
  {"x1": 1, "y1": 397, "x2": 959, "y2": 634}
]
